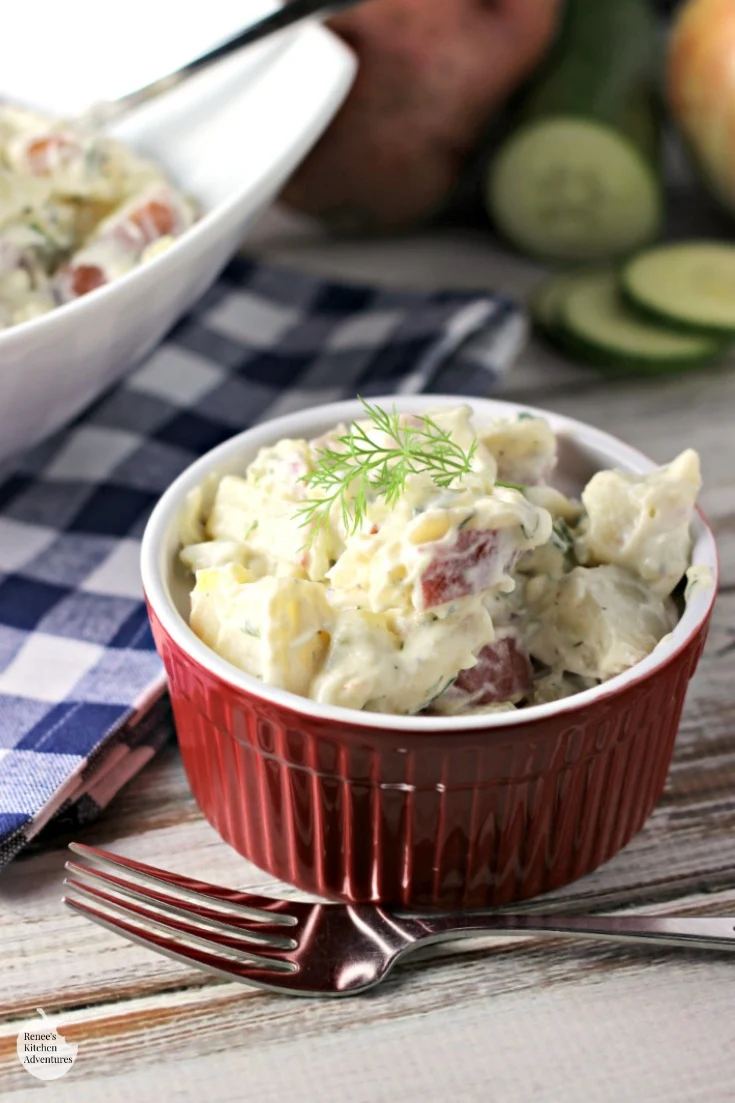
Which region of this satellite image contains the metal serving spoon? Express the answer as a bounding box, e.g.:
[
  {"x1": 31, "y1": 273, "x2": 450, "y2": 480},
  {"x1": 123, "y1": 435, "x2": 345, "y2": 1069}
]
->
[
  {"x1": 63, "y1": 843, "x2": 735, "y2": 998},
  {"x1": 79, "y1": 0, "x2": 369, "y2": 130}
]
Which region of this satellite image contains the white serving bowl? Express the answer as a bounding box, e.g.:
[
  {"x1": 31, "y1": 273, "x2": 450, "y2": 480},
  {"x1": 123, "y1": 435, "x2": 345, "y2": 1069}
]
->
[{"x1": 0, "y1": 11, "x2": 355, "y2": 464}]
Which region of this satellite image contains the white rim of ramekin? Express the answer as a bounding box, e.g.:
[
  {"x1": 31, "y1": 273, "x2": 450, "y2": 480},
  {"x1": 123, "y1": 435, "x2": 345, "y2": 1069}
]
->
[{"x1": 141, "y1": 395, "x2": 719, "y2": 733}]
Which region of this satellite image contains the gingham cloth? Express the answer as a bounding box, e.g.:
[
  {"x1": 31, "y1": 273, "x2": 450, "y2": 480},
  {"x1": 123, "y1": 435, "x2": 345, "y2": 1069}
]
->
[{"x1": 0, "y1": 256, "x2": 526, "y2": 869}]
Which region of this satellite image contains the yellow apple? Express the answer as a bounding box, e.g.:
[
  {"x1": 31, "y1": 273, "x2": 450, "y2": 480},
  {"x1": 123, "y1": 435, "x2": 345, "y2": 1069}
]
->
[{"x1": 669, "y1": 0, "x2": 735, "y2": 214}]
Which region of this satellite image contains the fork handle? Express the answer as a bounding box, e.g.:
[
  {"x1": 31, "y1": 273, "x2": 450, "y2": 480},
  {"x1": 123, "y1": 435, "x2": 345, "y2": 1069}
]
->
[{"x1": 408, "y1": 914, "x2": 735, "y2": 953}]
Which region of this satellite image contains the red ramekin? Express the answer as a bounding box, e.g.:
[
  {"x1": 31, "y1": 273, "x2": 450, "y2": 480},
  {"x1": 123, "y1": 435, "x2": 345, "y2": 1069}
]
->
[{"x1": 141, "y1": 397, "x2": 718, "y2": 908}]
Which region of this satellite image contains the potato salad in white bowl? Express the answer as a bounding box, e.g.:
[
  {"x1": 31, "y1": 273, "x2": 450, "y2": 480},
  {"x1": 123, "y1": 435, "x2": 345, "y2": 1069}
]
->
[
  {"x1": 167, "y1": 398, "x2": 711, "y2": 719},
  {"x1": 0, "y1": 104, "x2": 198, "y2": 328},
  {"x1": 0, "y1": 9, "x2": 355, "y2": 462}
]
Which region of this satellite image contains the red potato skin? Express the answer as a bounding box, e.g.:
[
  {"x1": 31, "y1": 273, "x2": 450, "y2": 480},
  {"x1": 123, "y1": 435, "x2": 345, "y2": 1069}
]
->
[
  {"x1": 281, "y1": 0, "x2": 563, "y2": 231},
  {"x1": 64, "y1": 264, "x2": 108, "y2": 298},
  {"x1": 114, "y1": 198, "x2": 177, "y2": 249},
  {"x1": 111, "y1": 192, "x2": 183, "y2": 251},
  {"x1": 453, "y1": 634, "x2": 532, "y2": 705},
  {"x1": 25, "y1": 134, "x2": 79, "y2": 175},
  {"x1": 419, "y1": 529, "x2": 509, "y2": 609}
]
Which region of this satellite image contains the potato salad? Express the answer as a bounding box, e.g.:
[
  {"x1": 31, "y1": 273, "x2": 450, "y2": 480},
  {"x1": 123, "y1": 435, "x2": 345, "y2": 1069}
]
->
[
  {"x1": 0, "y1": 105, "x2": 196, "y2": 328},
  {"x1": 179, "y1": 403, "x2": 706, "y2": 716}
]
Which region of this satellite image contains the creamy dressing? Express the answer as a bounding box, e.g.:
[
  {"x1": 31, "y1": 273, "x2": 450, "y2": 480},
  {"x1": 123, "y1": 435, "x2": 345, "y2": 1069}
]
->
[
  {"x1": 684, "y1": 564, "x2": 715, "y2": 601},
  {"x1": 0, "y1": 105, "x2": 196, "y2": 328},
  {"x1": 179, "y1": 407, "x2": 705, "y2": 716}
]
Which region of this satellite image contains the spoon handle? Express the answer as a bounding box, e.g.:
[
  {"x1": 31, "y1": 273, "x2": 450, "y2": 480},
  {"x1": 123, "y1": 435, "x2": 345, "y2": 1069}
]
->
[{"x1": 85, "y1": 0, "x2": 368, "y2": 129}]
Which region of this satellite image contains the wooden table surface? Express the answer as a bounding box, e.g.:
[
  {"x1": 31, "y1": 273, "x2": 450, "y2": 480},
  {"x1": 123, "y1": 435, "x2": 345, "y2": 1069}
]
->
[{"x1": 2, "y1": 211, "x2": 735, "y2": 1102}]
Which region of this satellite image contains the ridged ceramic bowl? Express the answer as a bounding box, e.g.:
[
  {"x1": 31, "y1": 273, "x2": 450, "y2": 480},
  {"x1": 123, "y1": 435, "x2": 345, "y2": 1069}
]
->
[{"x1": 141, "y1": 396, "x2": 718, "y2": 908}]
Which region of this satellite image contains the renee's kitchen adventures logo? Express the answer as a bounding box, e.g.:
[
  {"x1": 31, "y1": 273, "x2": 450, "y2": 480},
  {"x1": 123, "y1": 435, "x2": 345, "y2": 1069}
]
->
[{"x1": 16, "y1": 1008, "x2": 78, "y2": 1081}]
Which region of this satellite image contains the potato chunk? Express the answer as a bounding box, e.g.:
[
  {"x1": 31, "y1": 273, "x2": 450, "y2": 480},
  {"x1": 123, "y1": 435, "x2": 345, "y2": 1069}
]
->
[
  {"x1": 577, "y1": 450, "x2": 701, "y2": 595},
  {"x1": 190, "y1": 567, "x2": 334, "y2": 695},
  {"x1": 522, "y1": 565, "x2": 677, "y2": 680}
]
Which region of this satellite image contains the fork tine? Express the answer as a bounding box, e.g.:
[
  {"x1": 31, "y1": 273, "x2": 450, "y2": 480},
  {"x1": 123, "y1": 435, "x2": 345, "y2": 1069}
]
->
[
  {"x1": 64, "y1": 866, "x2": 298, "y2": 949},
  {"x1": 63, "y1": 894, "x2": 294, "y2": 988},
  {"x1": 68, "y1": 842, "x2": 297, "y2": 925},
  {"x1": 64, "y1": 878, "x2": 296, "y2": 963},
  {"x1": 65, "y1": 860, "x2": 297, "y2": 947}
]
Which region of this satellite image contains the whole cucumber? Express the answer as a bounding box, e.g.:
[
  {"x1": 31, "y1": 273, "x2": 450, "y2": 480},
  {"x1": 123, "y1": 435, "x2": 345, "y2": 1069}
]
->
[{"x1": 486, "y1": 0, "x2": 664, "y2": 263}]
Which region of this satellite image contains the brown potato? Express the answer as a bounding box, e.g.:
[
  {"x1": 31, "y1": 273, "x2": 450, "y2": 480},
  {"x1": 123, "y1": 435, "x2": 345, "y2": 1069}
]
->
[{"x1": 281, "y1": 0, "x2": 562, "y2": 232}]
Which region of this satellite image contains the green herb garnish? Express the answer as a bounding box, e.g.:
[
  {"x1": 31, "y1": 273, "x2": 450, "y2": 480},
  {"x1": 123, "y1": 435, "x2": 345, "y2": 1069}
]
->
[
  {"x1": 296, "y1": 399, "x2": 527, "y2": 541},
  {"x1": 296, "y1": 398, "x2": 482, "y2": 540}
]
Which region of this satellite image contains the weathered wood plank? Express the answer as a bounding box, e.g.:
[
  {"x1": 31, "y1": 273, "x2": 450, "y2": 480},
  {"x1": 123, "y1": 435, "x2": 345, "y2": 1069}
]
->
[{"x1": 3, "y1": 889, "x2": 735, "y2": 1102}]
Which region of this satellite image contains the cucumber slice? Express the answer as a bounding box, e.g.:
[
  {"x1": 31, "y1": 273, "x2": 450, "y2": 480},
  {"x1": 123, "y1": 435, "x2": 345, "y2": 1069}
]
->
[
  {"x1": 622, "y1": 242, "x2": 735, "y2": 337},
  {"x1": 558, "y1": 272, "x2": 724, "y2": 373},
  {"x1": 490, "y1": 119, "x2": 661, "y2": 263},
  {"x1": 530, "y1": 269, "x2": 602, "y2": 349}
]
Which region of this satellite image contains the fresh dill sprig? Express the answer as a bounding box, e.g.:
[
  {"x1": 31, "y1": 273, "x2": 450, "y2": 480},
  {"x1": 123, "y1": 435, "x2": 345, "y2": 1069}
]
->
[{"x1": 296, "y1": 398, "x2": 521, "y2": 542}]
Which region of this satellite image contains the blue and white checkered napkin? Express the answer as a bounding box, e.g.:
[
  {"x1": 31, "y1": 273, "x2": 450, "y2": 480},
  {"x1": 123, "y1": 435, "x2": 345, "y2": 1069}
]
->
[{"x1": 0, "y1": 256, "x2": 526, "y2": 869}]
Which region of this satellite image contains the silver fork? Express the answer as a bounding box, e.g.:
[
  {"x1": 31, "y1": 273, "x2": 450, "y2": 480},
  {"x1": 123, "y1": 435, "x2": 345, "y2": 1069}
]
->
[{"x1": 63, "y1": 843, "x2": 735, "y2": 998}]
